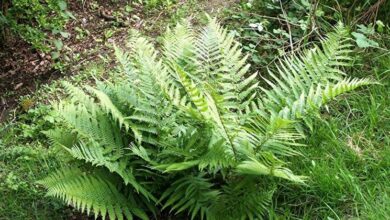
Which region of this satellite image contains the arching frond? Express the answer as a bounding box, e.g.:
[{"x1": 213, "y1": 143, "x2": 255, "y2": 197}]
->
[
  {"x1": 162, "y1": 21, "x2": 197, "y2": 73},
  {"x1": 277, "y1": 78, "x2": 375, "y2": 129},
  {"x1": 255, "y1": 23, "x2": 355, "y2": 117},
  {"x1": 56, "y1": 102, "x2": 125, "y2": 156},
  {"x1": 87, "y1": 86, "x2": 130, "y2": 130},
  {"x1": 38, "y1": 168, "x2": 149, "y2": 220},
  {"x1": 43, "y1": 128, "x2": 77, "y2": 149},
  {"x1": 61, "y1": 81, "x2": 98, "y2": 113},
  {"x1": 198, "y1": 138, "x2": 236, "y2": 172},
  {"x1": 66, "y1": 142, "x2": 155, "y2": 201},
  {"x1": 195, "y1": 17, "x2": 257, "y2": 111}
]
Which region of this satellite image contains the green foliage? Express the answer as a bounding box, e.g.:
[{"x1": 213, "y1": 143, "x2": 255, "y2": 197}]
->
[
  {"x1": 1, "y1": 0, "x2": 72, "y2": 51},
  {"x1": 271, "y1": 46, "x2": 390, "y2": 219},
  {"x1": 0, "y1": 64, "x2": 119, "y2": 219},
  {"x1": 352, "y1": 24, "x2": 380, "y2": 48},
  {"x1": 40, "y1": 18, "x2": 373, "y2": 219},
  {"x1": 1, "y1": 102, "x2": 56, "y2": 142},
  {"x1": 224, "y1": 0, "x2": 323, "y2": 68},
  {"x1": 224, "y1": 0, "x2": 390, "y2": 70},
  {"x1": 0, "y1": 126, "x2": 65, "y2": 219},
  {"x1": 38, "y1": 168, "x2": 149, "y2": 220},
  {"x1": 136, "y1": 0, "x2": 176, "y2": 9}
]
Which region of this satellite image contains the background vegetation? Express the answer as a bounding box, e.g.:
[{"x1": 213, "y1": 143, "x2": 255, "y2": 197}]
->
[{"x1": 0, "y1": 0, "x2": 389, "y2": 219}]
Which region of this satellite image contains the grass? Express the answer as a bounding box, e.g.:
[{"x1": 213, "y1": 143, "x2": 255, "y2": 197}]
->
[
  {"x1": 0, "y1": 110, "x2": 66, "y2": 219},
  {"x1": 271, "y1": 54, "x2": 390, "y2": 219},
  {"x1": 0, "y1": 143, "x2": 67, "y2": 219}
]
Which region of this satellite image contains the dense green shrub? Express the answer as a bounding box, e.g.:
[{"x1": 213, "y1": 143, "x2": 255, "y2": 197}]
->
[{"x1": 39, "y1": 18, "x2": 373, "y2": 219}]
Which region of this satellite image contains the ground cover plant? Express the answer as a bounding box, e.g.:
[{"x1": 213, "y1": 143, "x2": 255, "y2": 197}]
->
[
  {"x1": 223, "y1": 0, "x2": 390, "y2": 71},
  {"x1": 38, "y1": 18, "x2": 374, "y2": 219},
  {"x1": 0, "y1": 0, "x2": 73, "y2": 51}
]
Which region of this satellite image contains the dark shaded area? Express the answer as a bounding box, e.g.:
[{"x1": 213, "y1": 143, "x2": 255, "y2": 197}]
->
[{"x1": 0, "y1": 38, "x2": 60, "y2": 122}]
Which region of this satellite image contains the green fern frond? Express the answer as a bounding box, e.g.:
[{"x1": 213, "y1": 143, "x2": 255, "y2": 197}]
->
[
  {"x1": 276, "y1": 78, "x2": 375, "y2": 129},
  {"x1": 87, "y1": 86, "x2": 130, "y2": 130},
  {"x1": 198, "y1": 138, "x2": 236, "y2": 172},
  {"x1": 173, "y1": 64, "x2": 210, "y2": 115},
  {"x1": 256, "y1": 24, "x2": 354, "y2": 117},
  {"x1": 114, "y1": 45, "x2": 133, "y2": 76},
  {"x1": 209, "y1": 178, "x2": 274, "y2": 220},
  {"x1": 38, "y1": 168, "x2": 149, "y2": 220},
  {"x1": 163, "y1": 21, "x2": 197, "y2": 73},
  {"x1": 236, "y1": 156, "x2": 306, "y2": 183},
  {"x1": 86, "y1": 85, "x2": 144, "y2": 143},
  {"x1": 241, "y1": 116, "x2": 304, "y2": 156},
  {"x1": 61, "y1": 81, "x2": 98, "y2": 113},
  {"x1": 66, "y1": 142, "x2": 155, "y2": 201},
  {"x1": 154, "y1": 160, "x2": 200, "y2": 172},
  {"x1": 159, "y1": 174, "x2": 220, "y2": 220},
  {"x1": 127, "y1": 35, "x2": 166, "y2": 99},
  {"x1": 43, "y1": 128, "x2": 77, "y2": 149},
  {"x1": 195, "y1": 17, "x2": 257, "y2": 111},
  {"x1": 56, "y1": 102, "x2": 125, "y2": 158},
  {"x1": 101, "y1": 84, "x2": 159, "y2": 143}
]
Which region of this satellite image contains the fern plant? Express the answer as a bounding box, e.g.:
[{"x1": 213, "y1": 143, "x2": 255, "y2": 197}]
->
[{"x1": 39, "y1": 18, "x2": 373, "y2": 220}]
